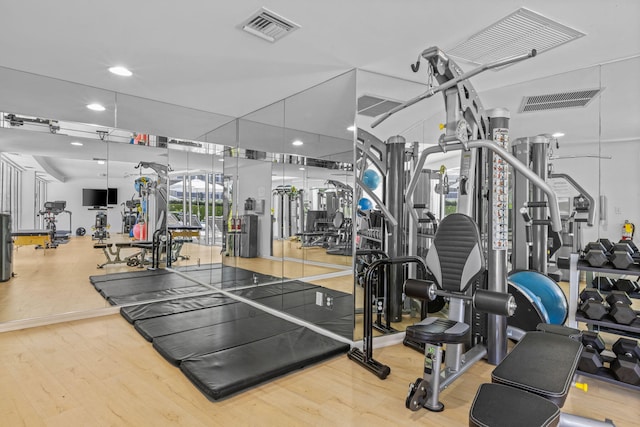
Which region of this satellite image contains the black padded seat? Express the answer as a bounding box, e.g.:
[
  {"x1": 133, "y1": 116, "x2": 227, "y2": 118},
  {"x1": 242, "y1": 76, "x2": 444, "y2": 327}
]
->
[
  {"x1": 491, "y1": 332, "x2": 582, "y2": 407},
  {"x1": 406, "y1": 318, "x2": 469, "y2": 344},
  {"x1": 404, "y1": 213, "x2": 484, "y2": 348},
  {"x1": 469, "y1": 383, "x2": 560, "y2": 427}
]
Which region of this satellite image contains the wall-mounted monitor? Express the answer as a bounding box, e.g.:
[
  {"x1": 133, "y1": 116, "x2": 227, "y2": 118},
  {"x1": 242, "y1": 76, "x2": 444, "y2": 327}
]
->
[{"x1": 82, "y1": 188, "x2": 118, "y2": 207}]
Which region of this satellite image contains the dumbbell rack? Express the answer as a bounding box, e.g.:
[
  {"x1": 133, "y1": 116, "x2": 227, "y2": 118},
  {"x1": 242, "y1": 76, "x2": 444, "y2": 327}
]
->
[{"x1": 563, "y1": 253, "x2": 640, "y2": 391}]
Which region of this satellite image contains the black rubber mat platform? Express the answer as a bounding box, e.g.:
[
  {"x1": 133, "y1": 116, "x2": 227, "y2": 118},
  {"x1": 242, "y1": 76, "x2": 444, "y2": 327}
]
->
[
  {"x1": 93, "y1": 267, "x2": 352, "y2": 399},
  {"x1": 90, "y1": 268, "x2": 171, "y2": 285},
  {"x1": 153, "y1": 311, "x2": 300, "y2": 365},
  {"x1": 121, "y1": 293, "x2": 236, "y2": 324},
  {"x1": 131, "y1": 296, "x2": 350, "y2": 399},
  {"x1": 180, "y1": 327, "x2": 349, "y2": 400},
  {"x1": 92, "y1": 265, "x2": 280, "y2": 305},
  {"x1": 108, "y1": 284, "x2": 212, "y2": 305}
]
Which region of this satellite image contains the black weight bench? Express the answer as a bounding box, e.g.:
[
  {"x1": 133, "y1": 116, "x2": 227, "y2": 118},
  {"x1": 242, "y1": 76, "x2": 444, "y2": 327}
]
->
[{"x1": 470, "y1": 329, "x2": 615, "y2": 427}]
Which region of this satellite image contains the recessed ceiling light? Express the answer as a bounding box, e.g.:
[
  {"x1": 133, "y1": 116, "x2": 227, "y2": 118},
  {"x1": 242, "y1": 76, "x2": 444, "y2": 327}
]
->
[
  {"x1": 218, "y1": 158, "x2": 224, "y2": 162},
  {"x1": 97, "y1": 160, "x2": 105, "y2": 165},
  {"x1": 108, "y1": 66, "x2": 133, "y2": 77},
  {"x1": 299, "y1": 167, "x2": 305, "y2": 171},
  {"x1": 552, "y1": 132, "x2": 565, "y2": 138},
  {"x1": 87, "y1": 103, "x2": 106, "y2": 111},
  {"x1": 70, "y1": 141, "x2": 83, "y2": 146},
  {"x1": 347, "y1": 125, "x2": 356, "y2": 132},
  {"x1": 292, "y1": 140, "x2": 303, "y2": 146}
]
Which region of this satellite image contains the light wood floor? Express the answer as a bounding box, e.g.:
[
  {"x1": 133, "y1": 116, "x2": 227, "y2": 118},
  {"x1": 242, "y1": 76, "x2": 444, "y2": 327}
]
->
[
  {"x1": 0, "y1": 314, "x2": 638, "y2": 427},
  {"x1": 2, "y1": 236, "x2": 639, "y2": 426}
]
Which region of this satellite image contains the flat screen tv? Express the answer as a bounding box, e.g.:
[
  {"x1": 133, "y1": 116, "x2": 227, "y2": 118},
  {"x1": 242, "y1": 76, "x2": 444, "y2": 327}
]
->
[{"x1": 82, "y1": 188, "x2": 118, "y2": 207}]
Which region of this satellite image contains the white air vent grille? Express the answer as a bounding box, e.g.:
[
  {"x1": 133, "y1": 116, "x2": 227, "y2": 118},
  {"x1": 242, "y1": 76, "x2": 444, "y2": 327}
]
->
[
  {"x1": 519, "y1": 88, "x2": 602, "y2": 113},
  {"x1": 358, "y1": 95, "x2": 402, "y2": 117},
  {"x1": 241, "y1": 7, "x2": 300, "y2": 42},
  {"x1": 448, "y1": 8, "x2": 585, "y2": 65}
]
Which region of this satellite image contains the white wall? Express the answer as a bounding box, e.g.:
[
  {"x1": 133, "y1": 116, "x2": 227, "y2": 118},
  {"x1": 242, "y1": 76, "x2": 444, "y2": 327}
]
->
[
  {"x1": 47, "y1": 178, "x2": 131, "y2": 236},
  {"x1": 552, "y1": 139, "x2": 640, "y2": 244},
  {"x1": 20, "y1": 170, "x2": 36, "y2": 229},
  {"x1": 236, "y1": 159, "x2": 272, "y2": 257}
]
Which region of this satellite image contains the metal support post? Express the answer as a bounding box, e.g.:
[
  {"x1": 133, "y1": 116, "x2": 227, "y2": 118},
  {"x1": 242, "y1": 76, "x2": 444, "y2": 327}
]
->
[
  {"x1": 386, "y1": 135, "x2": 406, "y2": 322},
  {"x1": 486, "y1": 108, "x2": 510, "y2": 365}
]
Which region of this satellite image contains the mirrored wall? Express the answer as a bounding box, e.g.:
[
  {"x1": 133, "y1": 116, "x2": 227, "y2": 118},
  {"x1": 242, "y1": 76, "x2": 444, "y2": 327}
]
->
[
  {"x1": 173, "y1": 70, "x2": 357, "y2": 339},
  {"x1": 1, "y1": 54, "x2": 638, "y2": 344}
]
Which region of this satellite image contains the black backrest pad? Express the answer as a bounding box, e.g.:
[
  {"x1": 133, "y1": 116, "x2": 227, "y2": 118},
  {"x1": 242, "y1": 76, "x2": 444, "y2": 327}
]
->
[{"x1": 425, "y1": 213, "x2": 485, "y2": 293}]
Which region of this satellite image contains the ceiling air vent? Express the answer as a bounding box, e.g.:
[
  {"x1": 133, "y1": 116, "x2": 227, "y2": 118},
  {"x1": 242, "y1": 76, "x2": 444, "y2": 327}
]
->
[
  {"x1": 241, "y1": 7, "x2": 300, "y2": 42},
  {"x1": 519, "y1": 88, "x2": 602, "y2": 113},
  {"x1": 448, "y1": 8, "x2": 585, "y2": 65},
  {"x1": 358, "y1": 95, "x2": 403, "y2": 118}
]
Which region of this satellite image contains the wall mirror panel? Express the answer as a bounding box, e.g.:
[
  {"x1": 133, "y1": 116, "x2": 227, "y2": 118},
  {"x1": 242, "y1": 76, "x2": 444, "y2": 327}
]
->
[
  {"x1": 0, "y1": 67, "x2": 116, "y2": 321},
  {"x1": 173, "y1": 71, "x2": 356, "y2": 340},
  {"x1": 0, "y1": 67, "x2": 241, "y2": 324}
]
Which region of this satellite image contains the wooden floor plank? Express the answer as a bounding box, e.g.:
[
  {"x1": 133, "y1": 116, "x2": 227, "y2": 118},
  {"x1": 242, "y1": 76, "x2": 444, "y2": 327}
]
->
[{"x1": 1, "y1": 315, "x2": 638, "y2": 426}]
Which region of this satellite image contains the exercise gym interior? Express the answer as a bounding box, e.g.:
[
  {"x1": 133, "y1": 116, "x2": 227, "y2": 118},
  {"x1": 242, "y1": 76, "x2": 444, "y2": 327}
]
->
[{"x1": 0, "y1": 1, "x2": 639, "y2": 426}]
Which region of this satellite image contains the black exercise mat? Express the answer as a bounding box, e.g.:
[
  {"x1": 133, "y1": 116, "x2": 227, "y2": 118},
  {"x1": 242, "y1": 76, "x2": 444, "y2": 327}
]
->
[
  {"x1": 172, "y1": 263, "x2": 222, "y2": 273},
  {"x1": 247, "y1": 286, "x2": 351, "y2": 312},
  {"x1": 134, "y1": 300, "x2": 256, "y2": 341},
  {"x1": 229, "y1": 280, "x2": 319, "y2": 298},
  {"x1": 107, "y1": 284, "x2": 213, "y2": 306},
  {"x1": 175, "y1": 266, "x2": 277, "y2": 285},
  {"x1": 316, "y1": 315, "x2": 354, "y2": 338},
  {"x1": 96, "y1": 274, "x2": 200, "y2": 298},
  {"x1": 180, "y1": 327, "x2": 349, "y2": 400},
  {"x1": 121, "y1": 293, "x2": 236, "y2": 324},
  {"x1": 153, "y1": 311, "x2": 300, "y2": 365},
  {"x1": 283, "y1": 294, "x2": 353, "y2": 324},
  {"x1": 90, "y1": 268, "x2": 171, "y2": 286}
]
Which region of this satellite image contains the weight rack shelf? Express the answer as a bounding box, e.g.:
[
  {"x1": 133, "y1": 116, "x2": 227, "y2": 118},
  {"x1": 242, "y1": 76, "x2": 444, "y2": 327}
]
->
[
  {"x1": 576, "y1": 369, "x2": 640, "y2": 392},
  {"x1": 574, "y1": 313, "x2": 640, "y2": 339},
  {"x1": 565, "y1": 253, "x2": 640, "y2": 391},
  {"x1": 558, "y1": 256, "x2": 640, "y2": 276}
]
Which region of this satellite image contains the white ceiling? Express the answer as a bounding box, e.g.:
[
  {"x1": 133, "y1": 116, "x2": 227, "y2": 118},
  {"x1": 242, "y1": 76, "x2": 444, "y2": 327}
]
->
[
  {"x1": 0, "y1": 0, "x2": 639, "y2": 180},
  {"x1": 1, "y1": 0, "x2": 638, "y2": 118}
]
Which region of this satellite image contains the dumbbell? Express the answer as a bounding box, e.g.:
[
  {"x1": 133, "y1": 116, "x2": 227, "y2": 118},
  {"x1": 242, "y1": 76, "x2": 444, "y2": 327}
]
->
[
  {"x1": 578, "y1": 331, "x2": 607, "y2": 374},
  {"x1": 618, "y1": 239, "x2": 640, "y2": 259},
  {"x1": 597, "y1": 238, "x2": 614, "y2": 252},
  {"x1": 611, "y1": 338, "x2": 640, "y2": 385},
  {"x1": 610, "y1": 242, "x2": 635, "y2": 269},
  {"x1": 606, "y1": 291, "x2": 637, "y2": 325},
  {"x1": 579, "y1": 288, "x2": 608, "y2": 320},
  {"x1": 584, "y1": 241, "x2": 610, "y2": 267},
  {"x1": 614, "y1": 278, "x2": 640, "y2": 294},
  {"x1": 592, "y1": 276, "x2": 615, "y2": 291}
]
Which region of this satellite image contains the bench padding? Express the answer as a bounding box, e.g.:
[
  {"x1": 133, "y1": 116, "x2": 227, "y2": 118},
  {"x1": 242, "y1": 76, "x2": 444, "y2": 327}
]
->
[
  {"x1": 470, "y1": 383, "x2": 560, "y2": 427},
  {"x1": 405, "y1": 317, "x2": 470, "y2": 344},
  {"x1": 491, "y1": 331, "x2": 582, "y2": 407}
]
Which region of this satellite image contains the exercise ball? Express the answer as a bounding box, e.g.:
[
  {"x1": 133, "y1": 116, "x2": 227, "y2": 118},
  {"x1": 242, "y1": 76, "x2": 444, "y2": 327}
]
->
[
  {"x1": 363, "y1": 169, "x2": 381, "y2": 190},
  {"x1": 509, "y1": 281, "x2": 550, "y2": 324},
  {"x1": 133, "y1": 223, "x2": 141, "y2": 240},
  {"x1": 358, "y1": 197, "x2": 373, "y2": 211},
  {"x1": 508, "y1": 270, "x2": 568, "y2": 325},
  {"x1": 139, "y1": 223, "x2": 147, "y2": 241}
]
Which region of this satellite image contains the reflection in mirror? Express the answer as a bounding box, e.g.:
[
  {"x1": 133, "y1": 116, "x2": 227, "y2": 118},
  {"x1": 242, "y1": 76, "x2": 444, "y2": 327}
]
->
[
  {"x1": 0, "y1": 71, "x2": 116, "y2": 321},
  {"x1": 171, "y1": 71, "x2": 357, "y2": 339}
]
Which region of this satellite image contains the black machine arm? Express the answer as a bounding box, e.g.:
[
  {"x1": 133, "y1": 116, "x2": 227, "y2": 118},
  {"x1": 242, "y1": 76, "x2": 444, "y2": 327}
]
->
[{"x1": 371, "y1": 48, "x2": 537, "y2": 128}]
